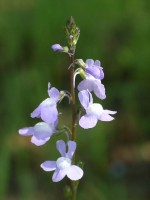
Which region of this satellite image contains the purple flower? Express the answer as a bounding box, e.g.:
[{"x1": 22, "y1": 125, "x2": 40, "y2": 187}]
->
[
  {"x1": 31, "y1": 83, "x2": 60, "y2": 124},
  {"x1": 73, "y1": 60, "x2": 106, "y2": 99},
  {"x1": 78, "y1": 75, "x2": 106, "y2": 100},
  {"x1": 78, "y1": 90, "x2": 117, "y2": 129},
  {"x1": 85, "y1": 59, "x2": 104, "y2": 80},
  {"x1": 40, "y1": 140, "x2": 83, "y2": 182},
  {"x1": 51, "y1": 44, "x2": 63, "y2": 51},
  {"x1": 19, "y1": 121, "x2": 57, "y2": 146}
]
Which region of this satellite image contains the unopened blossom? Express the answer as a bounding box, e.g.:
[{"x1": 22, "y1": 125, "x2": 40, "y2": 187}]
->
[
  {"x1": 51, "y1": 44, "x2": 69, "y2": 53},
  {"x1": 40, "y1": 140, "x2": 83, "y2": 182},
  {"x1": 19, "y1": 121, "x2": 57, "y2": 146},
  {"x1": 51, "y1": 44, "x2": 63, "y2": 51},
  {"x1": 31, "y1": 83, "x2": 59, "y2": 124},
  {"x1": 78, "y1": 90, "x2": 117, "y2": 129}
]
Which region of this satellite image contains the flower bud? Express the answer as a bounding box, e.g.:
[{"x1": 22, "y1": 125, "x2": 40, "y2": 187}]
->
[
  {"x1": 51, "y1": 44, "x2": 69, "y2": 53},
  {"x1": 51, "y1": 44, "x2": 63, "y2": 51},
  {"x1": 59, "y1": 91, "x2": 71, "y2": 103}
]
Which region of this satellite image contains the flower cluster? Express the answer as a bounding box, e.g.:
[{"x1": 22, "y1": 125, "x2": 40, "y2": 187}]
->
[
  {"x1": 18, "y1": 18, "x2": 116, "y2": 185},
  {"x1": 19, "y1": 83, "x2": 59, "y2": 146},
  {"x1": 19, "y1": 82, "x2": 83, "y2": 182}
]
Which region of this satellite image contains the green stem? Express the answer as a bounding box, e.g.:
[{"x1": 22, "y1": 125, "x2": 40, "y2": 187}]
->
[
  {"x1": 71, "y1": 181, "x2": 77, "y2": 200},
  {"x1": 70, "y1": 49, "x2": 76, "y2": 143},
  {"x1": 69, "y1": 48, "x2": 77, "y2": 200}
]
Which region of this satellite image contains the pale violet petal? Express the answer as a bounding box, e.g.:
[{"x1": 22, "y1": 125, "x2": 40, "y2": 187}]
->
[
  {"x1": 99, "y1": 110, "x2": 116, "y2": 121},
  {"x1": 78, "y1": 90, "x2": 90, "y2": 109},
  {"x1": 99, "y1": 113, "x2": 114, "y2": 121},
  {"x1": 88, "y1": 90, "x2": 93, "y2": 104},
  {"x1": 66, "y1": 165, "x2": 83, "y2": 181},
  {"x1": 41, "y1": 98, "x2": 56, "y2": 107},
  {"x1": 48, "y1": 87, "x2": 60, "y2": 103},
  {"x1": 78, "y1": 79, "x2": 94, "y2": 92},
  {"x1": 94, "y1": 60, "x2": 101, "y2": 66},
  {"x1": 53, "y1": 119, "x2": 58, "y2": 130},
  {"x1": 41, "y1": 106, "x2": 57, "y2": 124},
  {"x1": 52, "y1": 169, "x2": 66, "y2": 182},
  {"x1": 33, "y1": 122, "x2": 53, "y2": 140},
  {"x1": 40, "y1": 99, "x2": 58, "y2": 124},
  {"x1": 79, "y1": 114, "x2": 97, "y2": 129},
  {"x1": 31, "y1": 135, "x2": 50, "y2": 146},
  {"x1": 86, "y1": 59, "x2": 94, "y2": 67},
  {"x1": 86, "y1": 103, "x2": 103, "y2": 118},
  {"x1": 66, "y1": 141, "x2": 76, "y2": 159},
  {"x1": 78, "y1": 78, "x2": 106, "y2": 99},
  {"x1": 99, "y1": 68, "x2": 104, "y2": 80},
  {"x1": 56, "y1": 140, "x2": 66, "y2": 157},
  {"x1": 94, "y1": 81, "x2": 106, "y2": 100},
  {"x1": 18, "y1": 127, "x2": 33, "y2": 136},
  {"x1": 40, "y1": 161, "x2": 56, "y2": 171},
  {"x1": 104, "y1": 110, "x2": 117, "y2": 115},
  {"x1": 86, "y1": 66, "x2": 100, "y2": 79},
  {"x1": 30, "y1": 105, "x2": 41, "y2": 118}
]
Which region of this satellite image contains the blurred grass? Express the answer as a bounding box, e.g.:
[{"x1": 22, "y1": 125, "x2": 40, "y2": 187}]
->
[{"x1": 0, "y1": 0, "x2": 150, "y2": 199}]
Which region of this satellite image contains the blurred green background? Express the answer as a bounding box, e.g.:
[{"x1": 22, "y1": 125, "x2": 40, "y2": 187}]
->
[{"x1": 0, "y1": 0, "x2": 150, "y2": 199}]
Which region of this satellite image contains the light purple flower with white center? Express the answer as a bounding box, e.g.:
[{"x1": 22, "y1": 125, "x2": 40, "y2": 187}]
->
[
  {"x1": 78, "y1": 90, "x2": 117, "y2": 129},
  {"x1": 77, "y1": 75, "x2": 106, "y2": 100},
  {"x1": 31, "y1": 83, "x2": 60, "y2": 124},
  {"x1": 18, "y1": 121, "x2": 57, "y2": 146},
  {"x1": 40, "y1": 140, "x2": 83, "y2": 182},
  {"x1": 51, "y1": 44, "x2": 63, "y2": 51},
  {"x1": 85, "y1": 59, "x2": 104, "y2": 80}
]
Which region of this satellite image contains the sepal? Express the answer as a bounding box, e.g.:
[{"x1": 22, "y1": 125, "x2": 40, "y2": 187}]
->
[
  {"x1": 59, "y1": 90, "x2": 71, "y2": 104},
  {"x1": 73, "y1": 68, "x2": 86, "y2": 88},
  {"x1": 75, "y1": 59, "x2": 87, "y2": 69}
]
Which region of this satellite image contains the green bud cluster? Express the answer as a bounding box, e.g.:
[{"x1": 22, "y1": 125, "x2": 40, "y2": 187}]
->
[{"x1": 65, "y1": 16, "x2": 80, "y2": 48}]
